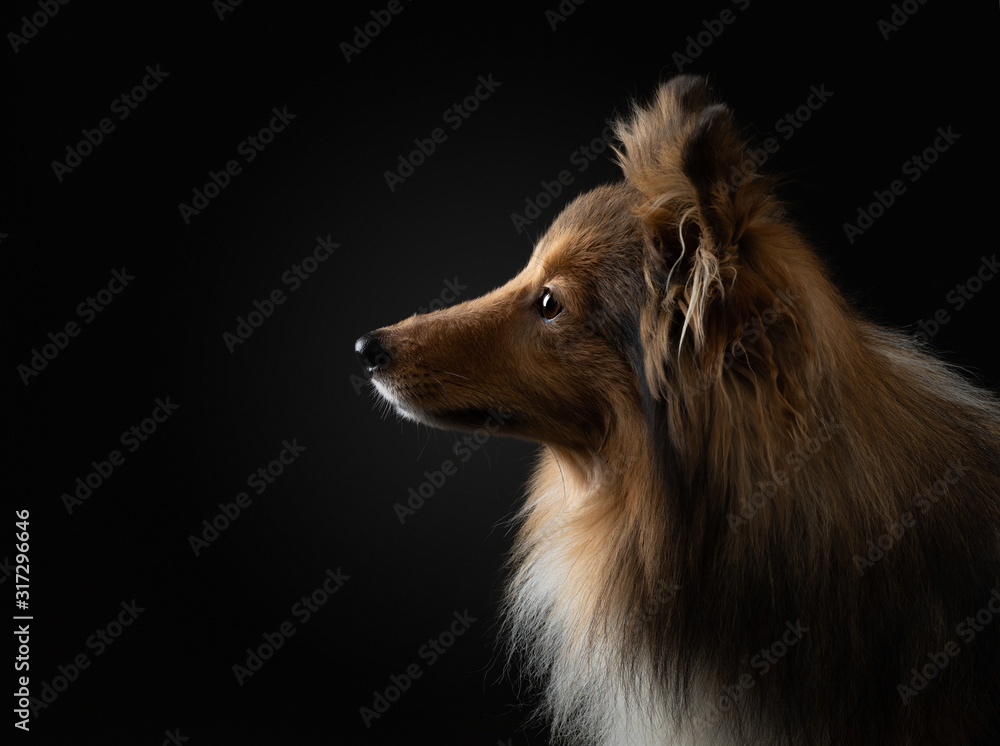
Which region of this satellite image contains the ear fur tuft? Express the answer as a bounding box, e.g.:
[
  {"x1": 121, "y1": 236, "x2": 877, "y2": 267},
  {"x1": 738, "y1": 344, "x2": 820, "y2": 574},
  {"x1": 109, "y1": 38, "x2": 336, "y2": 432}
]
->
[
  {"x1": 613, "y1": 75, "x2": 775, "y2": 253},
  {"x1": 613, "y1": 76, "x2": 779, "y2": 355}
]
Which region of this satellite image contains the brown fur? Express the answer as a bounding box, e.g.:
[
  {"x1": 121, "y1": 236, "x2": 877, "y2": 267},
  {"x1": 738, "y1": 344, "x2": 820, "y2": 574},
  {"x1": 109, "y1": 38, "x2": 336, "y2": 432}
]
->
[{"x1": 358, "y1": 75, "x2": 1000, "y2": 744}]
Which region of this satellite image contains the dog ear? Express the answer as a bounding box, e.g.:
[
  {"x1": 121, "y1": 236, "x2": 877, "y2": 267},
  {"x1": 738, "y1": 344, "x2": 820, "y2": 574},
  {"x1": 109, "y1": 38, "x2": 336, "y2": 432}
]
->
[
  {"x1": 613, "y1": 76, "x2": 776, "y2": 350},
  {"x1": 613, "y1": 75, "x2": 773, "y2": 256},
  {"x1": 680, "y1": 102, "x2": 756, "y2": 251}
]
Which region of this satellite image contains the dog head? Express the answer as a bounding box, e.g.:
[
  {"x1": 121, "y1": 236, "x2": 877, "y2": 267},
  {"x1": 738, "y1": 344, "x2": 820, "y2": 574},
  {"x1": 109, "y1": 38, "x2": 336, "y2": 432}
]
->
[{"x1": 357, "y1": 76, "x2": 815, "y2": 460}]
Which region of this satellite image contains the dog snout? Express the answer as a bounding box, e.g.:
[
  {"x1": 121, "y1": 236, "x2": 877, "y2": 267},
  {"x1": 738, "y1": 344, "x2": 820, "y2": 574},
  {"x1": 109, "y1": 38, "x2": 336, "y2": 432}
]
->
[{"x1": 355, "y1": 332, "x2": 392, "y2": 373}]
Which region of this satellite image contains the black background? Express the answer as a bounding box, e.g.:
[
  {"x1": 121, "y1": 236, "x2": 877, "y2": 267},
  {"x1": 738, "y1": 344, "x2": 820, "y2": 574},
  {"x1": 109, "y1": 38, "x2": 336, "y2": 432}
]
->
[{"x1": 6, "y1": 1, "x2": 998, "y2": 743}]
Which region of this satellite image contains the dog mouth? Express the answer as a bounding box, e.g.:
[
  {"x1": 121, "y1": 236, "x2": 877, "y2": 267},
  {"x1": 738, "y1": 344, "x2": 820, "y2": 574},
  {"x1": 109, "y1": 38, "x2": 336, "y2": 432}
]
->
[
  {"x1": 366, "y1": 372, "x2": 516, "y2": 434},
  {"x1": 356, "y1": 331, "x2": 518, "y2": 432},
  {"x1": 369, "y1": 375, "x2": 435, "y2": 426}
]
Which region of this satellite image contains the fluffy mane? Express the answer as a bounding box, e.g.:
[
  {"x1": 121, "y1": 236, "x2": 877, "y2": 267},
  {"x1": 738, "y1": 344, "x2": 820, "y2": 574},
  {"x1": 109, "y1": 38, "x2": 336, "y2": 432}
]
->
[{"x1": 503, "y1": 76, "x2": 1000, "y2": 745}]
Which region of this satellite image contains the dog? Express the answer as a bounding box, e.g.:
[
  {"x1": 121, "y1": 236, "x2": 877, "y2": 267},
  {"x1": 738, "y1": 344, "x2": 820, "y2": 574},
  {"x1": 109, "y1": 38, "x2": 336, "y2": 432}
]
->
[{"x1": 356, "y1": 75, "x2": 1000, "y2": 745}]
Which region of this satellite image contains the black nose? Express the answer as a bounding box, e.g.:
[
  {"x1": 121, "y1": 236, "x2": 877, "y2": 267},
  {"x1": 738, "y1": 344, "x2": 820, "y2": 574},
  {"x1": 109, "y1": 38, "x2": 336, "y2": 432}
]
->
[{"x1": 355, "y1": 332, "x2": 391, "y2": 373}]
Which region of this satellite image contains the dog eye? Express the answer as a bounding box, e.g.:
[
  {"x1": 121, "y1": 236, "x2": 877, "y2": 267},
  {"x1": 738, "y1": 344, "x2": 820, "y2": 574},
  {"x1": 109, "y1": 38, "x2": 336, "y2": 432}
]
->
[{"x1": 540, "y1": 288, "x2": 562, "y2": 320}]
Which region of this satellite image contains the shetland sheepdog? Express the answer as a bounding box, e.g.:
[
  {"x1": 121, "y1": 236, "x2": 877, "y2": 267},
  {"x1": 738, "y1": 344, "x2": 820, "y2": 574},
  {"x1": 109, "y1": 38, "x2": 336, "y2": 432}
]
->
[{"x1": 356, "y1": 76, "x2": 1000, "y2": 745}]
